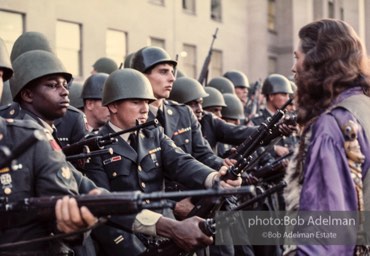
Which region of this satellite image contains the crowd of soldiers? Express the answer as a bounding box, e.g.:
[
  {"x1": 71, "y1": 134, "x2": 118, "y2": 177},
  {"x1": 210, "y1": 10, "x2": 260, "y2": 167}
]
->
[{"x1": 3, "y1": 18, "x2": 367, "y2": 256}]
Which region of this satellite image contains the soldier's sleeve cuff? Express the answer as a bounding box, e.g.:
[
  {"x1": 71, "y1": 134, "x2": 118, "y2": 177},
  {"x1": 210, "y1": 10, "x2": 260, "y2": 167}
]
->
[
  {"x1": 132, "y1": 209, "x2": 162, "y2": 236},
  {"x1": 204, "y1": 172, "x2": 219, "y2": 189}
]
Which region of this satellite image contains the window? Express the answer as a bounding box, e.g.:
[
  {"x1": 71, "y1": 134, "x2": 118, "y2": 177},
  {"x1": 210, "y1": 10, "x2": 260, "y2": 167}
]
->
[
  {"x1": 182, "y1": 44, "x2": 196, "y2": 78},
  {"x1": 210, "y1": 49, "x2": 222, "y2": 78},
  {"x1": 56, "y1": 21, "x2": 81, "y2": 77},
  {"x1": 106, "y1": 29, "x2": 127, "y2": 68},
  {"x1": 183, "y1": 0, "x2": 196, "y2": 14},
  {"x1": 268, "y1": 0, "x2": 277, "y2": 31},
  {"x1": 150, "y1": 37, "x2": 165, "y2": 49},
  {"x1": 0, "y1": 10, "x2": 24, "y2": 52},
  {"x1": 328, "y1": 0, "x2": 335, "y2": 18},
  {"x1": 211, "y1": 0, "x2": 222, "y2": 21},
  {"x1": 268, "y1": 57, "x2": 277, "y2": 74}
]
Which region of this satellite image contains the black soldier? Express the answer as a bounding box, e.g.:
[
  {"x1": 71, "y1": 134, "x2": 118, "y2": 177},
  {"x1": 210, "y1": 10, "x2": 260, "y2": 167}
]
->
[
  {"x1": 1, "y1": 31, "x2": 88, "y2": 148},
  {"x1": 0, "y1": 36, "x2": 97, "y2": 256}
]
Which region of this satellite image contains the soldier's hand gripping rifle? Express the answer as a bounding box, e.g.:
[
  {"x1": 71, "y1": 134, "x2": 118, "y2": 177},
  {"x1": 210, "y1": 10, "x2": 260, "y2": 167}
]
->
[
  {"x1": 186, "y1": 98, "x2": 292, "y2": 219},
  {"x1": 140, "y1": 181, "x2": 286, "y2": 256},
  {"x1": 198, "y1": 28, "x2": 219, "y2": 85},
  {"x1": 62, "y1": 119, "x2": 158, "y2": 157},
  {"x1": 0, "y1": 185, "x2": 255, "y2": 229}
]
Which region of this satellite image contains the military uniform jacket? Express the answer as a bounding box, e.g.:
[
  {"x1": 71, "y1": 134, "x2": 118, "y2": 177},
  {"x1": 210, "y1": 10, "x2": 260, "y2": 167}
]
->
[
  {"x1": 54, "y1": 105, "x2": 88, "y2": 147},
  {"x1": 84, "y1": 123, "x2": 214, "y2": 256},
  {"x1": 149, "y1": 100, "x2": 223, "y2": 170},
  {"x1": 0, "y1": 103, "x2": 88, "y2": 148},
  {"x1": 0, "y1": 118, "x2": 79, "y2": 254},
  {"x1": 200, "y1": 111, "x2": 257, "y2": 149}
]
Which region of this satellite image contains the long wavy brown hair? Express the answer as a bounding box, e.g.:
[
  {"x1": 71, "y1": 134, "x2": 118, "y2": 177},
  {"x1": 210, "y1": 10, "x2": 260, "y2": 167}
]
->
[{"x1": 295, "y1": 19, "x2": 370, "y2": 126}]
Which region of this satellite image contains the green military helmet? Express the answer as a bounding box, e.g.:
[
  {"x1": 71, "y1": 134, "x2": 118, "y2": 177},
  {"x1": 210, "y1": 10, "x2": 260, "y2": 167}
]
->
[
  {"x1": 123, "y1": 53, "x2": 135, "y2": 68},
  {"x1": 81, "y1": 73, "x2": 109, "y2": 100},
  {"x1": 1, "y1": 81, "x2": 13, "y2": 106},
  {"x1": 176, "y1": 69, "x2": 187, "y2": 79},
  {"x1": 10, "y1": 31, "x2": 53, "y2": 63},
  {"x1": 202, "y1": 87, "x2": 227, "y2": 109},
  {"x1": 221, "y1": 93, "x2": 244, "y2": 120},
  {"x1": 131, "y1": 46, "x2": 177, "y2": 73},
  {"x1": 223, "y1": 70, "x2": 249, "y2": 89},
  {"x1": 10, "y1": 50, "x2": 72, "y2": 100},
  {"x1": 262, "y1": 73, "x2": 293, "y2": 95},
  {"x1": 92, "y1": 57, "x2": 118, "y2": 74},
  {"x1": 170, "y1": 77, "x2": 208, "y2": 104},
  {"x1": 206, "y1": 77, "x2": 235, "y2": 94},
  {"x1": 0, "y1": 38, "x2": 13, "y2": 82},
  {"x1": 102, "y1": 68, "x2": 156, "y2": 106},
  {"x1": 68, "y1": 81, "x2": 84, "y2": 109}
]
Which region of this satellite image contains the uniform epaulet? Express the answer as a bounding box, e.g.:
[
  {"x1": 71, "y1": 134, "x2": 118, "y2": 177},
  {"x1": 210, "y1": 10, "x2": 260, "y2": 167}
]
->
[
  {"x1": 0, "y1": 102, "x2": 20, "y2": 119},
  {"x1": 4, "y1": 118, "x2": 42, "y2": 130}
]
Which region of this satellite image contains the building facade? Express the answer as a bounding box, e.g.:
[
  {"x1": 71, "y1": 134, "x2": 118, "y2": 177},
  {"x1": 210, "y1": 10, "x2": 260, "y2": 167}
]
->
[{"x1": 0, "y1": 0, "x2": 369, "y2": 83}]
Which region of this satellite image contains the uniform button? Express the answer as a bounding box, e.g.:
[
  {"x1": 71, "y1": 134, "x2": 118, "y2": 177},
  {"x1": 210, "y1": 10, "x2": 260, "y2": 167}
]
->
[
  {"x1": 185, "y1": 139, "x2": 189, "y2": 144},
  {"x1": 112, "y1": 172, "x2": 117, "y2": 177},
  {"x1": 9, "y1": 110, "x2": 15, "y2": 116},
  {"x1": 138, "y1": 165, "x2": 142, "y2": 171},
  {"x1": 155, "y1": 163, "x2": 159, "y2": 167},
  {"x1": 145, "y1": 199, "x2": 150, "y2": 204},
  {"x1": 0, "y1": 133, "x2": 3, "y2": 140},
  {"x1": 4, "y1": 187, "x2": 11, "y2": 195},
  {"x1": 141, "y1": 182, "x2": 146, "y2": 188}
]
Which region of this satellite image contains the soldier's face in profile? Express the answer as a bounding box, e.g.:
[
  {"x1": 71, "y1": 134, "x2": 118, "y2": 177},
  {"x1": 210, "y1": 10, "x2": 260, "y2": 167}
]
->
[
  {"x1": 292, "y1": 41, "x2": 305, "y2": 83},
  {"x1": 235, "y1": 87, "x2": 248, "y2": 105},
  {"x1": 108, "y1": 99, "x2": 149, "y2": 129},
  {"x1": 145, "y1": 63, "x2": 175, "y2": 100},
  {"x1": 187, "y1": 98, "x2": 204, "y2": 121}
]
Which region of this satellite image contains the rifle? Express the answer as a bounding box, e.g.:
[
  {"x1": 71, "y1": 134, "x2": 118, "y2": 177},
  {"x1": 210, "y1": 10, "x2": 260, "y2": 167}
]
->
[
  {"x1": 65, "y1": 147, "x2": 114, "y2": 161},
  {"x1": 186, "y1": 98, "x2": 292, "y2": 219},
  {"x1": 0, "y1": 185, "x2": 255, "y2": 229},
  {"x1": 249, "y1": 80, "x2": 262, "y2": 119},
  {"x1": 62, "y1": 119, "x2": 158, "y2": 156},
  {"x1": 140, "y1": 181, "x2": 287, "y2": 256},
  {"x1": 198, "y1": 28, "x2": 219, "y2": 85}
]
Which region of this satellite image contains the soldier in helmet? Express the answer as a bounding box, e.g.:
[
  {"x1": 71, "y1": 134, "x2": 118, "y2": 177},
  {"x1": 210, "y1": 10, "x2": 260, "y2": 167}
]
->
[
  {"x1": 3, "y1": 31, "x2": 89, "y2": 148},
  {"x1": 170, "y1": 77, "x2": 256, "y2": 152},
  {"x1": 81, "y1": 73, "x2": 110, "y2": 131},
  {"x1": 223, "y1": 70, "x2": 250, "y2": 123},
  {"x1": 202, "y1": 86, "x2": 227, "y2": 118},
  {"x1": 91, "y1": 57, "x2": 118, "y2": 75},
  {"x1": 206, "y1": 76, "x2": 235, "y2": 94},
  {"x1": 131, "y1": 46, "x2": 225, "y2": 170},
  {"x1": 249, "y1": 73, "x2": 294, "y2": 157},
  {"x1": 69, "y1": 81, "x2": 84, "y2": 110},
  {"x1": 0, "y1": 49, "x2": 103, "y2": 255},
  {"x1": 0, "y1": 36, "x2": 98, "y2": 256},
  {"x1": 84, "y1": 68, "x2": 240, "y2": 256}
]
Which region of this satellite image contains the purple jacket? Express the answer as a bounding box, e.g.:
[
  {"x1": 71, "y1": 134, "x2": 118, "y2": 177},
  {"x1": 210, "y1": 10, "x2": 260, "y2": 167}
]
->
[{"x1": 298, "y1": 87, "x2": 370, "y2": 255}]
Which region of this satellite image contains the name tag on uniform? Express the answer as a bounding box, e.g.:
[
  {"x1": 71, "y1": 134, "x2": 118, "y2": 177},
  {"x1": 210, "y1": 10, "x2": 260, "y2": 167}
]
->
[
  {"x1": 103, "y1": 156, "x2": 122, "y2": 165},
  {"x1": 173, "y1": 127, "x2": 191, "y2": 136}
]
